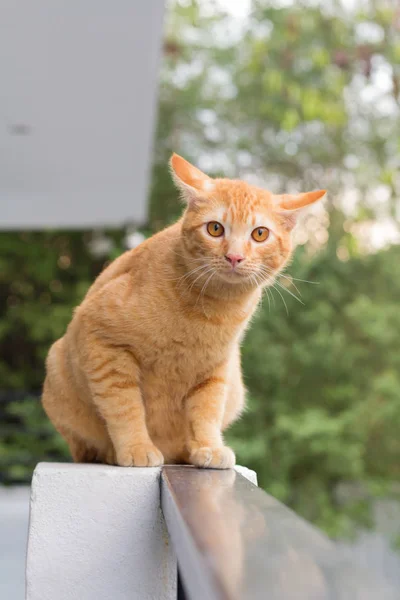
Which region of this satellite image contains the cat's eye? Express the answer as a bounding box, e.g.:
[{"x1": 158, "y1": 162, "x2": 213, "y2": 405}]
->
[
  {"x1": 207, "y1": 221, "x2": 225, "y2": 238},
  {"x1": 251, "y1": 227, "x2": 270, "y2": 242}
]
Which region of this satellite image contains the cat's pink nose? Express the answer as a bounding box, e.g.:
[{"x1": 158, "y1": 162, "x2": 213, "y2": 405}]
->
[{"x1": 225, "y1": 253, "x2": 245, "y2": 268}]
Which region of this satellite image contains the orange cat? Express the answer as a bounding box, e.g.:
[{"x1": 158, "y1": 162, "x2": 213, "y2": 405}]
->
[{"x1": 42, "y1": 154, "x2": 325, "y2": 468}]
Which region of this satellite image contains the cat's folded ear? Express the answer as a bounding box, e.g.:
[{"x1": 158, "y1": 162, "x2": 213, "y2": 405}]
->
[
  {"x1": 170, "y1": 153, "x2": 214, "y2": 204},
  {"x1": 275, "y1": 189, "x2": 326, "y2": 229},
  {"x1": 278, "y1": 189, "x2": 327, "y2": 211}
]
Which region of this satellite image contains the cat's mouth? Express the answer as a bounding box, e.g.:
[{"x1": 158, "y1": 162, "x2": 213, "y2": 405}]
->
[
  {"x1": 218, "y1": 269, "x2": 249, "y2": 283},
  {"x1": 218, "y1": 266, "x2": 273, "y2": 287}
]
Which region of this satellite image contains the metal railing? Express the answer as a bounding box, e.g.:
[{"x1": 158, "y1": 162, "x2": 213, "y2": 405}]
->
[{"x1": 161, "y1": 466, "x2": 390, "y2": 600}]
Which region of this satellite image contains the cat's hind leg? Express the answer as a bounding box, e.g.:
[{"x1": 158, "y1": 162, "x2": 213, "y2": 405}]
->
[
  {"x1": 42, "y1": 339, "x2": 113, "y2": 464},
  {"x1": 56, "y1": 425, "x2": 116, "y2": 464},
  {"x1": 56, "y1": 425, "x2": 97, "y2": 463}
]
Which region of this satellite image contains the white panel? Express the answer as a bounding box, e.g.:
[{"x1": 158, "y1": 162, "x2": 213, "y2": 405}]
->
[{"x1": 0, "y1": 0, "x2": 165, "y2": 229}]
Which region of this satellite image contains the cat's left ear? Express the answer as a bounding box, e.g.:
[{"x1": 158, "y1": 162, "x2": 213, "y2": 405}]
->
[
  {"x1": 275, "y1": 189, "x2": 326, "y2": 229},
  {"x1": 170, "y1": 153, "x2": 214, "y2": 203}
]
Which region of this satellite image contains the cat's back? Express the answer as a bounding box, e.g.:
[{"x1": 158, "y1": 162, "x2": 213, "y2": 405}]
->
[{"x1": 84, "y1": 222, "x2": 180, "y2": 301}]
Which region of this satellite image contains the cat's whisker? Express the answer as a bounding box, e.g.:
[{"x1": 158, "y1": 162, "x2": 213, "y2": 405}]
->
[
  {"x1": 199, "y1": 270, "x2": 217, "y2": 316},
  {"x1": 194, "y1": 268, "x2": 217, "y2": 315},
  {"x1": 245, "y1": 272, "x2": 255, "y2": 292},
  {"x1": 251, "y1": 271, "x2": 261, "y2": 287},
  {"x1": 259, "y1": 264, "x2": 300, "y2": 309},
  {"x1": 268, "y1": 286, "x2": 276, "y2": 308},
  {"x1": 257, "y1": 267, "x2": 277, "y2": 287},
  {"x1": 170, "y1": 264, "x2": 213, "y2": 302},
  {"x1": 257, "y1": 264, "x2": 274, "y2": 275},
  {"x1": 187, "y1": 265, "x2": 215, "y2": 294},
  {"x1": 259, "y1": 274, "x2": 277, "y2": 310},
  {"x1": 274, "y1": 280, "x2": 304, "y2": 305},
  {"x1": 271, "y1": 283, "x2": 289, "y2": 315},
  {"x1": 249, "y1": 274, "x2": 258, "y2": 293},
  {"x1": 276, "y1": 273, "x2": 302, "y2": 297},
  {"x1": 259, "y1": 275, "x2": 273, "y2": 304},
  {"x1": 164, "y1": 262, "x2": 209, "y2": 284},
  {"x1": 251, "y1": 272, "x2": 265, "y2": 308},
  {"x1": 176, "y1": 263, "x2": 210, "y2": 287},
  {"x1": 265, "y1": 287, "x2": 272, "y2": 312},
  {"x1": 290, "y1": 277, "x2": 319, "y2": 284},
  {"x1": 275, "y1": 269, "x2": 320, "y2": 297}
]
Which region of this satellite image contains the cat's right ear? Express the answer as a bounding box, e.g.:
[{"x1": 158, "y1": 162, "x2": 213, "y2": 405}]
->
[{"x1": 170, "y1": 153, "x2": 214, "y2": 204}]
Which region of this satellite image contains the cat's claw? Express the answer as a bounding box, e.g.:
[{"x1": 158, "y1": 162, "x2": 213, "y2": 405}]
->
[
  {"x1": 189, "y1": 445, "x2": 235, "y2": 469},
  {"x1": 117, "y1": 443, "x2": 164, "y2": 467}
]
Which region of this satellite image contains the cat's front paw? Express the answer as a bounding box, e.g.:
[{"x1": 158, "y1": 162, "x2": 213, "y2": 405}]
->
[
  {"x1": 117, "y1": 443, "x2": 164, "y2": 467},
  {"x1": 189, "y1": 445, "x2": 235, "y2": 469}
]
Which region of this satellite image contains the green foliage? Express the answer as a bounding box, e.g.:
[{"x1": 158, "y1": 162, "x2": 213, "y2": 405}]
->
[
  {"x1": 0, "y1": 394, "x2": 69, "y2": 483},
  {"x1": 0, "y1": 230, "x2": 126, "y2": 391},
  {"x1": 0, "y1": 230, "x2": 125, "y2": 482}
]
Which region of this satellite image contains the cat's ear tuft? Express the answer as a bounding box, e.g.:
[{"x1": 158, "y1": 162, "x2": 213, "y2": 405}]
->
[
  {"x1": 170, "y1": 153, "x2": 214, "y2": 203},
  {"x1": 278, "y1": 189, "x2": 326, "y2": 211},
  {"x1": 275, "y1": 189, "x2": 326, "y2": 230}
]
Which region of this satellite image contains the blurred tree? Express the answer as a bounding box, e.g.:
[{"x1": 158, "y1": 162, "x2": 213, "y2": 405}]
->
[
  {"x1": 151, "y1": 0, "x2": 400, "y2": 239},
  {"x1": 0, "y1": 230, "x2": 125, "y2": 482}
]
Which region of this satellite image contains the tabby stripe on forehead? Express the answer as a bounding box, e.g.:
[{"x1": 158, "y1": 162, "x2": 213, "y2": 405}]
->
[{"x1": 277, "y1": 235, "x2": 285, "y2": 256}]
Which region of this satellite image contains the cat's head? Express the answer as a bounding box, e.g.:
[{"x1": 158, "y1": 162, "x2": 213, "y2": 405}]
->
[{"x1": 170, "y1": 153, "x2": 326, "y2": 288}]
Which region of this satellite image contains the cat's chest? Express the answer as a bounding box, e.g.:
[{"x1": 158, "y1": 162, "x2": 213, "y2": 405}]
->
[
  {"x1": 139, "y1": 321, "x2": 232, "y2": 402},
  {"x1": 136, "y1": 307, "x2": 247, "y2": 374}
]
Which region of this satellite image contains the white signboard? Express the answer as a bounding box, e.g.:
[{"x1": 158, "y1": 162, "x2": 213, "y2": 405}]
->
[{"x1": 0, "y1": 1, "x2": 165, "y2": 229}]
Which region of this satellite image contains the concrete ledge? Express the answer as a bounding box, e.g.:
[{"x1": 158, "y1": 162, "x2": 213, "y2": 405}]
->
[
  {"x1": 26, "y1": 463, "x2": 257, "y2": 600},
  {"x1": 26, "y1": 463, "x2": 175, "y2": 600}
]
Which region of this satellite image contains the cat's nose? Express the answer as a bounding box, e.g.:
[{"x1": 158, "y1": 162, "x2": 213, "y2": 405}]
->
[{"x1": 225, "y1": 253, "x2": 245, "y2": 268}]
